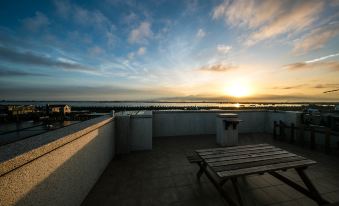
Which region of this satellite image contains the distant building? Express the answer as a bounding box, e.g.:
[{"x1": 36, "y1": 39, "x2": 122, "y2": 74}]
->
[
  {"x1": 48, "y1": 105, "x2": 71, "y2": 115},
  {"x1": 4, "y1": 105, "x2": 36, "y2": 116}
]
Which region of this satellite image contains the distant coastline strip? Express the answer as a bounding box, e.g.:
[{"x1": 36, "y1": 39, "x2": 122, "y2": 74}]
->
[{"x1": 323, "y1": 89, "x2": 339, "y2": 93}]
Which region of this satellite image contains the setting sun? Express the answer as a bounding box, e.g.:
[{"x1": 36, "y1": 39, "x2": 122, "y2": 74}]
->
[{"x1": 224, "y1": 82, "x2": 251, "y2": 97}]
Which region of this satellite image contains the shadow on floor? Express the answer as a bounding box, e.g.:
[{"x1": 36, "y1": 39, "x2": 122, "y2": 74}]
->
[{"x1": 82, "y1": 133, "x2": 339, "y2": 206}]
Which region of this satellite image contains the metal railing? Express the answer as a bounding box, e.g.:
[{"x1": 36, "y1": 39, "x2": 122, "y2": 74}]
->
[{"x1": 273, "y1": 120, "x2": 339, "y2": 154}]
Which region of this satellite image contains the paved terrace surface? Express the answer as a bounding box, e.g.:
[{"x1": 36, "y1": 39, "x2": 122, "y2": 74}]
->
[{"x1": 82, "y1": 134, "x2": 339, "y2": 206}]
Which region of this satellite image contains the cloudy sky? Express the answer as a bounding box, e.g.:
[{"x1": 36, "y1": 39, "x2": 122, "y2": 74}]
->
[{"x1": 0, "y1": 0, "x2": 338, "y2": 101}]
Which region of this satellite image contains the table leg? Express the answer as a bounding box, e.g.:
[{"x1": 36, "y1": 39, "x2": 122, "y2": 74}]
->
[
  {"x1": 295, "y1": 167, "x2": 329, "y2": 205},
  {"x1": 196, "y1": 164, "x2": 238, "y2": 206},
  {"x1": 231, "y1": 178, "x2": 244, "y2": 206},
  {"x1": 205, "y1": 173, "x2": 238, "y2": 206},
  {"x1": 196, "y1": 162, "x2": 206, "y2": 180},
  {"x1": 269, "y1": 169, "x2": 329, "y2": 206}
]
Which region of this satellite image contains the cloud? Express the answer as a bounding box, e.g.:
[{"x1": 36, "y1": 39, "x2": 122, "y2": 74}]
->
[
  {"x1": 73, "y1": 6, "x2": 109, "y2": 26},
  {"x1": 22, "y1": 12, "x2": 49, "y2": 32},
  {"x1": 248, "y1": 1, "x2": 323, "y2": 46},
  {"x1": 127, "y1": 47, "x2": 146, "y2": 60},
  {"x1": 293, "y1": 25, "x2": 339, "y2": 54},
  {"x1": 272, "y1": 84, "x2": 307, "y2": 90},
  {"x1": 123, "y1": 12, "x2": 138, "y2": 25},
  {"x1": 196, "y1": 28, "x2": 206, "y2": 38},
  {"x1": 199, "y1": 63, "x2": 236, "y2": 72},
  {"x1": 284, "y1": 61, "x2": 339, "y2": 72},
  {"x1": 0, "y1": 66, "x2": 48, "y2": 77},
  {"x1": 313, "y1": 83, "x2": 339, "y2": 89},
  {"x1": 53, "y1": 1, "x2": 115, "y2": 45},
  {"x1": 0, "y1": 46, "x2": 95, "y2": 72},
  {"x1": 54, "y1": 0, "x2": 110, "y2": 26},
  {"x1": 54, "y1": 0, "x2": 71, "y2": 18},
  {"x1": 137, "y1": 47, "x2": 146, "y2": 55},
  {"x1": 88, "y1": 46, "x2": 103, "y2": 56},
  {"x1": 127, "y1": 52, "x2": 135, "y2": 59},
  {"x1": 128, "y1": 21, "x2": 153, "y2": 44},
  {"x1": 184, "y1": 0, "x2": 199, "y2": 15},
  {"x1": 216, "y1": 44, "x2": 232, "y2": 54},
  {"x1": 213, "y1": 0, "x2": 283, "y2": 28},
  {"x1": 331, "y1": 0, "x2": 339, "y2": 6},
  {"x1": 213, "y1": 0, "x2": 324, "y2": 46},
  {"x1": 0, "y1": 84, "x2": 174, "y2": 101},
  {"x1": 305, "y1": 53, "x2": 339, "y2": 63},
  {"x1": 324, "y1": 88, "x2": 339, "y2": 93}
]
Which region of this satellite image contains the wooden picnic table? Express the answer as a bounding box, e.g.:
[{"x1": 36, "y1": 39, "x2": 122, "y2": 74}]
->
[{"x1": 192, "y1": 143, "x2": 329, "y2": 206}]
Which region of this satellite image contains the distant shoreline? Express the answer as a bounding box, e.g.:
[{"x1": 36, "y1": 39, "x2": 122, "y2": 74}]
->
[{"x1": 1, "y1": 100, "x2": 339, "y2": 104}]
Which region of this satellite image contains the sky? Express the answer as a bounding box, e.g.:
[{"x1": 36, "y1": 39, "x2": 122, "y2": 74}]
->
[{"x1": 0, "y1": 0, "x2": 338, "y2": 102}]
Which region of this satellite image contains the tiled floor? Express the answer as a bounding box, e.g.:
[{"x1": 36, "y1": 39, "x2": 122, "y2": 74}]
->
[{"x1": 82, "y1": 134, "x2": 339, "y2": 206}]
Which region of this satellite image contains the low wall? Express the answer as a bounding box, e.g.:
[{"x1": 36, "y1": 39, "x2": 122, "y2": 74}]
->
[
  {"x1": 265, "y1": 111, "x2": 301, "y2": 132},
  {"x1": 129, "y1": 113, "x2": 152, "y2": 151},
  {"x1": 115, "y1": 111, "x2": 152, "y2": 154},
  {"x1": 0, "y1": 115, "x2": 114, "y2": 206},
  {"x1": 152, "y1": 110, "x2": 268, "y2": 137}
]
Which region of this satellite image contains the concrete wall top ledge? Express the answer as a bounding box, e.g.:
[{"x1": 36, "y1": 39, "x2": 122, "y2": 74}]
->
[
  {"x1": 154, "y1": 110, "x2": 302, "y2": 114},
  {"x1": 153, "y1": 110, "x2": 269, "y2": 114},
  {"x1": 116, "y1": 110, "x2": 152, "y2": 118},
  {"x1": 0, "y1": 115, "x2": 113, "y2": 176}
]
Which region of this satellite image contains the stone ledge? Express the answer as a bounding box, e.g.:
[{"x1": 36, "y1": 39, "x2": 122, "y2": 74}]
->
[
  {"x1": 0, "y1": 115, "x2": 114, "y2": 176},
  {"x1": 153, "y1": 110, "x2": 270, "y2": 114},
  {"x1": 153, "y1": 110, "x2": 303, "y2": 114},
  {"x1": 116, "y1": 110, "x2": 152, "y2": 118}
]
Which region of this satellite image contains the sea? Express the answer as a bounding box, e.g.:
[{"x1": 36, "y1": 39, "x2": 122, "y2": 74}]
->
[{"x1": 0, "y1": 101, "x2": 330, "y2": 108}]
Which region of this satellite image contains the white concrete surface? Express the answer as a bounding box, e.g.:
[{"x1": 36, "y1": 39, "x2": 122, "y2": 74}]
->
[
  {"x1": 153, "y1": 110, "x2": 268, "y2": 137},
  {"x1": 115, "y1": 111, "x2": 152, "y2": 153},
  {"x1": 265, "y1": 111, "x2": 302, "y2": 133},
  {"x1": 115, "y1": 115, "x2": 131, "y2": 154},
  {"x1": 216, "y1": 113, "x2": 239, "y2": 146},
  {"x1": 130, "y1": 115, "x2": 152, "y2": 151},
  {"x1": 0, "y1": 116, "x2": 114, "y2": 206}
]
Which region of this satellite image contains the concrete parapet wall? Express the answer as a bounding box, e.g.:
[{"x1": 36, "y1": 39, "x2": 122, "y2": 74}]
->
[
  {"x1": 153, "y1": 110, "x2": 269, "y2": 137},
  {"x1": 0, "y1": 115, "x2": 114, "y2": 206},
  {"x1": 115, "y1": 111, "x2": 152, "y2": 153},
  {"x1": 129, "y1": 115, "x2": 152, "y2": 151},
  {"x1": 265, "y1": 111, "x2": 302, "y2": 132}
]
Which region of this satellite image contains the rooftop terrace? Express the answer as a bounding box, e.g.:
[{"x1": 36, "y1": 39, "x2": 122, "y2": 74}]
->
[
  {"x1": 1, "y1": 110, "x2": 339, "y2": 206},
  {"x1": 83, "y1": 134, "x2": 339, "y2": 206}
]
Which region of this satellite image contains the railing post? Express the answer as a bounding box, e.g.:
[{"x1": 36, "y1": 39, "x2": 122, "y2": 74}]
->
[
  {"x1": 273, "y1": 121, "x2": 277, "y2": 140},
  {"x1": 290, "y1": 123, "x2": 295, "y2": 143},
  {"x1": 325, "y1": 128, "x2": 331, "y2": 154},
  {"x1": 299, "y1": 124, "x2": 305, "y2": 147},
  {"x1": 310, "y1": 127, "x2": 315, "y2": 150},
  {"x1": 279, "y1": 120, "x2": 285, "y2": 141}
]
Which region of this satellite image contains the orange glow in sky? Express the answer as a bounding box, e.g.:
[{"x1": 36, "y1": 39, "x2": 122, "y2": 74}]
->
[{"x1": 224, "y1": 81, "x2": 252, "y2": 98}]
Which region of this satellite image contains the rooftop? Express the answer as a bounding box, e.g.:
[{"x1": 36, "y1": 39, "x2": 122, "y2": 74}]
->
[{"x1": 82, "y1": 134, "x2": 339, "y2": 206}]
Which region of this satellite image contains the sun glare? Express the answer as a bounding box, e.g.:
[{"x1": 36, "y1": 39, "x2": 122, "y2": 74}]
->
[{"x1": 224, "y1": 82, "x2": 251, "y2": 98}]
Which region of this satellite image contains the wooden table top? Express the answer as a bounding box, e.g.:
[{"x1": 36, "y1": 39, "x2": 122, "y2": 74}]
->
[{"x1": 195, "y1": 144, "x2": 316, "y2": 179}]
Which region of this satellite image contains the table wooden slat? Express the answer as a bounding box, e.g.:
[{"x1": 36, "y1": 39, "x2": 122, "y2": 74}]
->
[
  {"x1": 213, "y1": 155, "x2": 306, "y2": 172},
  {"x1": 197, "y1": 144, "x2": 270, "y2": 155},
  {"x1": 195, "y1": 144, "x2": 317, "y2": 179},
  {"x1": 217, "y1": 159, "x2": 316, "y2": 178},
  {"x1": 196, "y1": 143, "x2": 269, "y2": 152},
  {"x1": 209, "y1": 152, "x2": 296, "y2": 167},
  {"x1": 203, "y1": 148, "x2": 285, "y2": 162}
]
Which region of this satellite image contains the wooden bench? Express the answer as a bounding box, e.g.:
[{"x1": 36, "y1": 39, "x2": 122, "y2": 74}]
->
[
  {"x1": 186, "y1": 152, "x2": 202, "y2": 164},
  {"x1": 191, "y1": 144, "x2": 329, "y2": 206}
]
